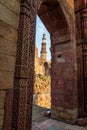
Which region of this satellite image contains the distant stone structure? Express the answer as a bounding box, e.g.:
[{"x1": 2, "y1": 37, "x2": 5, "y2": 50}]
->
[
  {"x1": 35, "y1": 34, "x2": 51, "y2": 76},
  {"x1": 34, "y1": 34, "x2": 51, "y2": 108},
  {"x1": 33, "y1": 74, "x2": 51, "y2": 108}
]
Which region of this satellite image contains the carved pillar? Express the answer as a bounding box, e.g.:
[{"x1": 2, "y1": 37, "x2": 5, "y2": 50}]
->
[
  {"x1": 75, "y1": 0, "x2": 87, "y2": 117},
  {"x1": 11, "y1": 0, "x2": 37, "y2": 129}
]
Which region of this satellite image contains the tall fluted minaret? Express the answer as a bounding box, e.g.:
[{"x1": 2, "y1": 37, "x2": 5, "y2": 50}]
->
[{"x1": 40, "y1": 34, "x2": 47, "y2": 61}]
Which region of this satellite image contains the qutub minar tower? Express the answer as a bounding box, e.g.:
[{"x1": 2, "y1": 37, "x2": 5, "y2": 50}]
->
[
  {"x1": 40, "y1": 34, "x2": 47, "y2": 61},
  {"x1": 34, "y1": 34, "x2": 51, "y2": 76}
]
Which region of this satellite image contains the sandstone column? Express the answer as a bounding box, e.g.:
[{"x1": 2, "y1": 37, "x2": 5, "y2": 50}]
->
[{"x1": 11, "y1": 0, "x2": 37, "y2": 129}]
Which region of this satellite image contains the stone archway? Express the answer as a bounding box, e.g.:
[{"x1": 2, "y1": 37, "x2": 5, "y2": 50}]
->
[
  {"x1": 9, "y1": 0, "x2": 80, "y2": 130},
  {"x1": 37, "y1": 0, "x2": 77, "y2": 123}
]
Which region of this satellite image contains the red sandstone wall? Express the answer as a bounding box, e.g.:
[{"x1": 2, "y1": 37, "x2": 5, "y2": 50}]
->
[{"x1": 75, "y1": 0, "x2": 87, "y2": 116}]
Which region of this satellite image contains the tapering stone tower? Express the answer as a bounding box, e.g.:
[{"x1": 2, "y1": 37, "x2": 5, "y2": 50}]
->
[{"x1": 40, "y1": 34, "x2": 47, "y2": 61}]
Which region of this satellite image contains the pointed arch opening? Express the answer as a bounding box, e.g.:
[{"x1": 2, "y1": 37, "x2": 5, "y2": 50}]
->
[{"x1": 32, "y1": 0, "x2": 77, "y2": 125}]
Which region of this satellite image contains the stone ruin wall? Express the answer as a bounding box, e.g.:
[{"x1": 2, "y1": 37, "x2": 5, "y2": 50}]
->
[
  {"x1": 33, "y1": 46, "x2": 51, "y2": 108},
  {"x1": 33, "y1": 75, "x2": 51, "y2": 108}
]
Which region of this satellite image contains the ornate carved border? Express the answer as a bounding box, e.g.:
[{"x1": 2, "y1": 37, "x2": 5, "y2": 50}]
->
[{"x1": 11, "y1": 0, "x2": 37, "y2": 129}]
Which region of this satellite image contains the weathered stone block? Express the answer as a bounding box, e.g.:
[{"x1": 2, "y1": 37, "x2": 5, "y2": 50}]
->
[
  {"x1": 51, "y1": 109, "x2": 77, "y2": 123},
  {"x1": 0, "y1": 37, "x2": 17, "y2": 56},
  {"x1": 0, "y1": 110, "x2": 4, "y2": 128},
  {"x1": 0, "y1": 54, "x2": 16, "y2": 72},
  {"x1": 66, "y1": 108, "x2": 78, "y2": 115},
  {"x1": 59, "y1": 112, "x2": 77, "y2": 121},
  {"x1": 0, "y1": 3, "x2": 19, "y2": 29},
  {"x1": 77, "y1": 118, "x2": 87, "y2": 126},
  {"x1": 0, "y1": 91, "x2": 5, "y2": 109},
  {"x1": 52, "y1": 105, "x2": 64, "y2": 112},
  {"x1": 0, "y1": 71, "x2": 14, "y2": 89},
  {"x1": 0, "y1": 20, "x2": 18, "y2": 43},
  {"x1": 0, "y1": 0, "x2": 20, "y2": 15},
  {"x1": 3, "y1": 90, "x2": 13, "y2": 130}
]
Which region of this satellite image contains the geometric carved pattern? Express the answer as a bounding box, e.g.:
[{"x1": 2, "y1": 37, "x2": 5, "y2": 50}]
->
[{"x1": 11, "y1": 0, "x2": 37, "y2": 129}]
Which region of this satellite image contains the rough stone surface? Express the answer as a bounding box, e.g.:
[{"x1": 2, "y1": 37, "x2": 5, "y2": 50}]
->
[
  {"x1": 3, "y1": 90, "x2": 13, "y2": 130},
  {"x1": 33, "y1": 75, "x2": 51, "y2": 108},
  {"x1": 33, "y1": 35, "x2": 51, "y2": 108},
  {"x1": 51, "y1": 20, "x2": 77, "y2": 124},
  {"x1": 0, "y1": 91, "x2": 5, "y2": 109},
  {"x1": 0, "y1": 110, "x2": 4, "y2": 129},
  {"x1": 32, "y1": 119, "x2": 87, "y2": 130},
  {"x1": 11, "y1": 1, "x2": 37, "y2": 130},
  {"x1": 77, "y1": 118, "x2": 87, "y2": 126},
  {"x1": 32, "y1": 105, "x2": 49, "y2": 126}
]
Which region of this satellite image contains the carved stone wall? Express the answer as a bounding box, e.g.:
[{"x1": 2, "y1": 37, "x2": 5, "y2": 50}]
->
[{"x1": 11, "y1": 0, "x2": 37, "y2": 130}]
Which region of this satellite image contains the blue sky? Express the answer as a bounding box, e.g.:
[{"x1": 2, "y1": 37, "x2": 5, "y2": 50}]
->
[{"x1": 35, "y1": 15, "x2": 51, "y2": 61}]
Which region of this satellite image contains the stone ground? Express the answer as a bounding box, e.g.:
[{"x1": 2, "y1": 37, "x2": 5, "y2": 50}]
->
[
  {"x1": 32, "y1": 105, "x2": 50, "y2": 126},
  {"x1": 32, "y1": 105, "x2": 87, "y2": 130}
]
